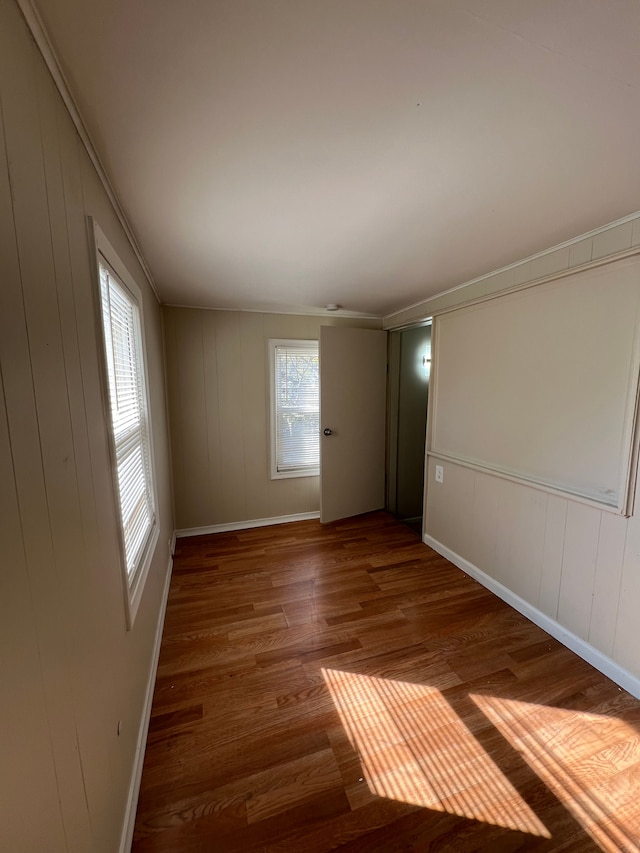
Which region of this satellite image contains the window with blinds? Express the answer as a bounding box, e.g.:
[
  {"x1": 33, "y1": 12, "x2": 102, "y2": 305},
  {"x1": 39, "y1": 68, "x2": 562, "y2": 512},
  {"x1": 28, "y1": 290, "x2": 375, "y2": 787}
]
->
[
  {"x1": 99, "y1": 259, "x2": 156, "y2": 586},
  {"x1": 270, "y1": 340, "x2": 320, "y2": 478}
]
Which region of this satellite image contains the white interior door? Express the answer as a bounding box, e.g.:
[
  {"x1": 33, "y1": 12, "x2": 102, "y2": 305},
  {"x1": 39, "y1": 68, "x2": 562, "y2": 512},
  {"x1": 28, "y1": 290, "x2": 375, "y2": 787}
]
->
[{"x1": 320, "y1": 326, "x2": 388, "y2": 523}]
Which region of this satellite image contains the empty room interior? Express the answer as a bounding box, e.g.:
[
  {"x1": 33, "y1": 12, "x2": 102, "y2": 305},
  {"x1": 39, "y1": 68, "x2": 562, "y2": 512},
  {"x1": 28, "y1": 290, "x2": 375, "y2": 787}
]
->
[{"x1": 3, "y1": 1, "x2": 640, "y2": 850}]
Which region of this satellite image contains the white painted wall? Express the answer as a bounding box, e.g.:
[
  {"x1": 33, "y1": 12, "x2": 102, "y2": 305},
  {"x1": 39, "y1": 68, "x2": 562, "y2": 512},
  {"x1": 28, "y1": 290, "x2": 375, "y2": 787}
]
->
[
  {"x1": 0, "y1": 2, "x2": 173, "y2": 850},
  {"x1": 425, "y1": 458, "x2": 640, "y2": 685},
  {"x1": 409, "y1": 217, "x2": 640, "y2": 689}
]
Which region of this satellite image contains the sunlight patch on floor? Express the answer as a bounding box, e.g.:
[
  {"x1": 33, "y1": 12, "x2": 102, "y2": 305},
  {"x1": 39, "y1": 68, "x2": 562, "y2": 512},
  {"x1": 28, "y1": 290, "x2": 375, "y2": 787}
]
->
[
  {"x1": 471, "y1": 694, "x2": 640, "y2": 853},
  {"x1": 322, "y1": 668, "x2": 550, "y2": 836}
]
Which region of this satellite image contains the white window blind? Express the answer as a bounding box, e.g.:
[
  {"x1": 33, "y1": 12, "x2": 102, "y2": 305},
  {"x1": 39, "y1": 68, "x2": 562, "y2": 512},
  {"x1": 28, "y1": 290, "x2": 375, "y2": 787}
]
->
[
  {"x1": 99, "y1": 261, "x2": 156, "y2": 581},
  {"x1": 271, "y1": 341, "x2": 319, "y2": 477}
]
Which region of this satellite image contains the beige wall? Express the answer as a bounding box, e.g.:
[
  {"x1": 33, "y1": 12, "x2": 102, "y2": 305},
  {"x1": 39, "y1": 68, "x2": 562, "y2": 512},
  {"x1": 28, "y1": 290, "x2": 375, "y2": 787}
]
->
[
  {"x1": 163, "y1": 307, "x2": 380, "y2": 530},
  {"x1": 0, "y1": 2, "x2": 173, "y2": 851},
  {"x1": 413, "y1": 215, "x2": 640, "y2": 686}
]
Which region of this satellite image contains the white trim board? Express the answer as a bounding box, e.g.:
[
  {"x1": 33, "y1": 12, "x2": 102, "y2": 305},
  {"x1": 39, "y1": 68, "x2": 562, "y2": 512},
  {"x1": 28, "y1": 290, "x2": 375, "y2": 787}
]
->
[
  {"x1": 423, "y1": 534, "x2": 640, "y2": 701},
  {"x1": 425, "y1": 450, "x2": 632, "y2": 517},
  {"x1": 176, "y1": 511, "x2": 321, "y2": 538},
  {"x1": 118, "y1": 552, "x2": 173, "y2": 853}
]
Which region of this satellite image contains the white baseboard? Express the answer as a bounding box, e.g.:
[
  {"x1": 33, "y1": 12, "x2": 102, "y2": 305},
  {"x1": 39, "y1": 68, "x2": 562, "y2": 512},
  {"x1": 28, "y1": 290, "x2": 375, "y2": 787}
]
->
[
  {"x1": 423, "y1": 533, "x2": 640, "y2": 701},
  {"x1": 119, "y1": 551, "x2": 174, "y2": 853},
  {"x1": 176, "y1": 511, "x2": 320, "y2": 538}
]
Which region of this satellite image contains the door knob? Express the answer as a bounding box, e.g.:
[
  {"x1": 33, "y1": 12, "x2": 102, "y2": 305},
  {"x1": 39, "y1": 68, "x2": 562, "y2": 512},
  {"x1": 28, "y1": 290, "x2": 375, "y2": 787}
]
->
[{"x1": 323, "y1": 428, "x2": 333, "y2": 436}]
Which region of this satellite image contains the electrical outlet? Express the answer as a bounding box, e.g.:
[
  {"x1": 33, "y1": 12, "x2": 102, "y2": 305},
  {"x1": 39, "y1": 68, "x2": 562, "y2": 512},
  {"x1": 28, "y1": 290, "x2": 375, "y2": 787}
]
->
[{"x1": 435, "y1": 464, "x2": 444, "y2": 484}]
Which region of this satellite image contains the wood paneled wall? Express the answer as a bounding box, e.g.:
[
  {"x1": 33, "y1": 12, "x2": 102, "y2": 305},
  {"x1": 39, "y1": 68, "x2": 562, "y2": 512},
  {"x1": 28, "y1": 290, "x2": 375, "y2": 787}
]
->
[
  {"x1": 389, "y1": 211, "x2": 640, "y2": 690},
  {"x1": 163, "y1": 307, "x2": 380, "y2": 531},
  {"x1": 0, "y1": 2, "x2": 173, "y2": 851},
  {"x1": 424, "y1": 357, "x2": 640, "y2": 686}
]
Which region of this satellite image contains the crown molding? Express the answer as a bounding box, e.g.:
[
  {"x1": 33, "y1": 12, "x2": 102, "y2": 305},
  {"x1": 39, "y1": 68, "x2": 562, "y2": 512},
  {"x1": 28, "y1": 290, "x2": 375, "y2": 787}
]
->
[
  {"x1": 384, "y1": 209, "x2": 640, "y2": 322},
  {"x1": 16, "y1": 0, "x2": 160, "y2": 302}
]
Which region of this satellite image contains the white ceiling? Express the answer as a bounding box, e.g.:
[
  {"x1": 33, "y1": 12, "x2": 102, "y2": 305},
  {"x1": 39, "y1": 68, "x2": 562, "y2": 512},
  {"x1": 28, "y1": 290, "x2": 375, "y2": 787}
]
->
[{"x1": 33, "y1": 0, "x2": 640, "y2": 317}]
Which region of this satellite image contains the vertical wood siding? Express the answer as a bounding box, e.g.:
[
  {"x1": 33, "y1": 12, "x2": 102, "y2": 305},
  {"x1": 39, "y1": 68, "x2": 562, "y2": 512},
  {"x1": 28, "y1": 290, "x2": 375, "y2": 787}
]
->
[
  {"x1": 419, "y1": 218, "x2": 640, "y2": 688},
  {"x1": 163, "y1": 307, "x2": 380, "y2": 530},
  {"x1": 0, "y1": 2, "x2": 173, "y2": 850},
  {"x1": 425, "y1": 455, "x2": 640, "y2": 681}
]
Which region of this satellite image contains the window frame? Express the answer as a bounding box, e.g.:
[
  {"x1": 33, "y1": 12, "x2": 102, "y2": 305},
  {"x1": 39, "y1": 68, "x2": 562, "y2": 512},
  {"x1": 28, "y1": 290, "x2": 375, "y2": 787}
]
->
[
  {"x1": 91, "y1": 219, "x2": 159, "y2": 629},
  {"x1": 269, "y1": 338, "x2": 320, "y2": 480}
]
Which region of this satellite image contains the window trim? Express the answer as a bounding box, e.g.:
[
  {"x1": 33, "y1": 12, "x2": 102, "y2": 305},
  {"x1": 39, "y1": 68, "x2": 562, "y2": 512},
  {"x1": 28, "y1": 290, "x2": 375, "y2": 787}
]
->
[
  {"x1": 91, "y1": 219, "x2": 159, "y2": 629},
  {"x1": 269, "y1": 338, "x2": 320, "y2": 480}
]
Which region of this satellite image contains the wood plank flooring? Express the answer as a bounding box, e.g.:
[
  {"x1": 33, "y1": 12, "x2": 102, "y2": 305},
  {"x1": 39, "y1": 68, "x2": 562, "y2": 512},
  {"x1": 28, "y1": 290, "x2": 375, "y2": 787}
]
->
[{"x1": 133, "y1": 512, "x2": 640, "y2": 852}]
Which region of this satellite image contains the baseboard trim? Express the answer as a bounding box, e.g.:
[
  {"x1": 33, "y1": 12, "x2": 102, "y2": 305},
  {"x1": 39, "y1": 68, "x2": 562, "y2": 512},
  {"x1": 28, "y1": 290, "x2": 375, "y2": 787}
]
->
[
  {"x1": 176, "y1": 511, "x2": 321, "y2": 538},
  {"x1": 119, "y1": 551, "x2": 174, "y2": 853},
  {"x1": 423, "y1": 533, "x2": 640, "y2": 701}
]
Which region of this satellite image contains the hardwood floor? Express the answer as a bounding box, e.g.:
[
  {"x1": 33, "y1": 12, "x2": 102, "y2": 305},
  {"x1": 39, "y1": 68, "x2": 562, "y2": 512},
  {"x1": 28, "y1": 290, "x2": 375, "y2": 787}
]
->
[{"x1": 133, "y1": 512, "x2": 640, "y2": 852}]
